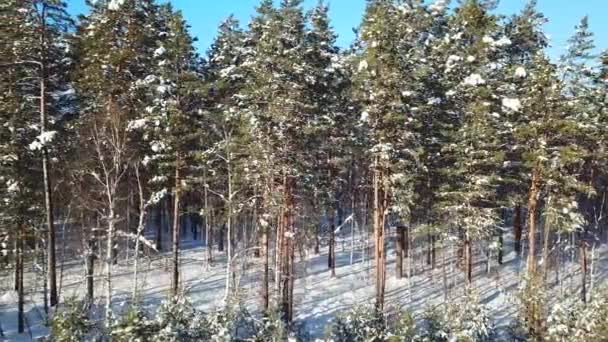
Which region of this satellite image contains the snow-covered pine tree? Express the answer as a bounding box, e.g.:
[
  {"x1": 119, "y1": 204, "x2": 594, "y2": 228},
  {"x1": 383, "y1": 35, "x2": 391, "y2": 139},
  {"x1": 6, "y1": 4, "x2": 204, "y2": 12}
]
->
[
  {"x1": 501, "y1": 0, "x2": 549, "y2": 257},
  {"x1": 505, "y1": 50, "x2": 591, "y2": 338},
  {"x1": 1, "y1": 0, "x2": 74, "y2": 328},
  {"x1": 436, "y1": 0, "x2": 507, "y2": 285},
  {"x1": 240, "y1": 0, "x2": 311, "y2": 323},
  {"x1": 239, "y1": 0, "x2": 279, "y2": 314},
  {"x1": 72, "y1": 0, "x2": 160, "y2": 326},
  {"x1": 1, "y1": 3, "x2": 42, "y2": 333},
  {"x1": 303, "y1": 0, "x2": 346, "y2": 278},
  {"x1": 142, "y1": 5, "x2": 202, "y2": 297},
  {"x1": 355, "y1": 0, "x2": 420, "y2": 311},
  {"x1": 204, "y1": 14, "x2": 255, "y2": 304}
]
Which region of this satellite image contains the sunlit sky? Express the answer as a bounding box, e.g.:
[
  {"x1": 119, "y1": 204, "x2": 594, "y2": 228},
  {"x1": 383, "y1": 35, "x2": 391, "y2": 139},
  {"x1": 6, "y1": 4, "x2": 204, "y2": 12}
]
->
[{"x1": 66, "y1": 0, "x2": 607, "y2": 58}]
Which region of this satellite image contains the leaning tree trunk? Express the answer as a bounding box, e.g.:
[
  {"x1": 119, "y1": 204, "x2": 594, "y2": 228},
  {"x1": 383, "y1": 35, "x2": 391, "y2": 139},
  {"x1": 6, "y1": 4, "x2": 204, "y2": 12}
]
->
[{"x1": 171, "y1": 155, "x2": 181, "y2": 297}]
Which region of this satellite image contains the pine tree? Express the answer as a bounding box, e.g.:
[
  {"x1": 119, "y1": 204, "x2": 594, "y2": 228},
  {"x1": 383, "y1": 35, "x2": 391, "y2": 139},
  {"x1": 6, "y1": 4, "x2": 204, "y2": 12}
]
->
[
  {"x1": 240, "y1": 0, "x2": 279, "y2": 314},
  {"x1": 501, "y1": 0, "x2": 549, "y2": 256},
  {"x1": 436, "y1": 0, "x2": 507, "y2": 284},
  {"x1": 304, "y1": 0, "x2": 345, "y2": 278},
  {"x1": 144, "y1": 5, "x2": 202, "y2": 297},
  {"x1": 72, "y1": 0, "x2": 160, "y2": 325},
  {"x1": 204, "y1": 14, "x2": 254, "y2": 303},
  {"x1": 355, "y1": 0, "x2": 419, "y2": 311}
]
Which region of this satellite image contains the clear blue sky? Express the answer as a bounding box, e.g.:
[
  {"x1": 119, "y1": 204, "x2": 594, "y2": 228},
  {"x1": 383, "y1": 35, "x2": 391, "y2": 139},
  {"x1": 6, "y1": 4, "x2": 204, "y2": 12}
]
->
[{"x1": 66, "y1": 0, "x2": 607, "y2": 58}]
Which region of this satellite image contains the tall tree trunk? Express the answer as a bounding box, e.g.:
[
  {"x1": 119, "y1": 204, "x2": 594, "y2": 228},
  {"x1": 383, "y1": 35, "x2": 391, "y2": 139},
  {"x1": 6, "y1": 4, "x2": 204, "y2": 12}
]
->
[
  {"x1": 40, "y1": 63, "x2": 57, "y2": 309},
  {"x1": 171, "y1": 155, "x2": 181, "y2": 296},
  {"x1": 497, "y1": 228, "x2": 504, "y2": 265},
  {"x1": 17, "y1": 222, "x2": 25, "y2": 334},
  {"x1": 105, "y1": 204, "x2": 115, "y2": 326},
  {"x1": 427, "y1": 234, "x2": 436, "y2": 269},
  {"x1": 218, "y1": 224, "x2": 224, "y2": 252},
  {"x1": 373, "y1": 159, "x2": 387, "y2": 312},
  {"x1": 86, "y1": 238, "x2": 95, "y2": 306},
  {"x1": 281, "y1": 176, "x2": 294, "y2": 323},
  {"x1": 525, "y1": 167, "x2": 542, "y2": 338},
  {"x1": 580, "y1": 241, "x2": 588, "y2": 303},
  {"x1": 464, "y1": 234, "x2": 472, "y2": 284},
  {"x1": 514, "y1": 204, "x2": 522, "y2": 256},
  {"x1": 396, "y1": 226, "x2": 405, "y2": 279},
  {"x1": 526, "y1": 167, "x2": 542, "y2": 277},
  {"x1": 261, "y1": 211, "x2": 269, "y2": 312},
  {"x1": 542, "y1": 209, "x2": 552, "y2": 283},
  {"x1": 224, "y1": 159, "x2": 233, "y2": 301},
  {"x1": 155, "y1": 204, "x2": 163, "y2": 252},
  {"x1": 315, "y1": 217, "x2": 321, "y2": 255},
  {"x1": 328, "y1": 206, "x2": 336, "y2": 277},
  {"x1": 204, "y1": 174, "x2": 213, "y2": 264}
]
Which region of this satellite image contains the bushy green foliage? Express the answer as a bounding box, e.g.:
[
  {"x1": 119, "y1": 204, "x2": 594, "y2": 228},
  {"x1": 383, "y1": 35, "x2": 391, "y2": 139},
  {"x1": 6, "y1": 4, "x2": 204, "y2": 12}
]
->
[
  {"x1": 111, "y1": 306, "x2": 158, "y2": 342},
  {"x1": 546, "y1": 288, "x2": 608, "y2": 342},
  {"x1": 325, "y1": 293, "x2": 494, "y2": 342},
  {"x1": 246, "y1": 310, "x2": 288, "y2": 342},
  {"x1": 325, "y1": 306, "x2": 388, "y2": 342},
  {"x1": 50, "y1": 298, "x2": 90, "y2": 342}
]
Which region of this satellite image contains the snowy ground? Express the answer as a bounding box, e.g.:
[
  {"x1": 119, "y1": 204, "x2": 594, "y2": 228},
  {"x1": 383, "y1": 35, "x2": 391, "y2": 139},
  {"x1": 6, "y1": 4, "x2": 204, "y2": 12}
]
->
[{"x1": 1, "y1": 229, "x2": 607, "y2": 341}]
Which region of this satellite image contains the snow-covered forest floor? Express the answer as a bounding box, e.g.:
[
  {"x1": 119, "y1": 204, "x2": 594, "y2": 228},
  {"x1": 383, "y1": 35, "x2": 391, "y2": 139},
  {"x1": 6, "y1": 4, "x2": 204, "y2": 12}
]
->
[{"x1": 2, "y1": 227, "x2": 608, "y2": 341}]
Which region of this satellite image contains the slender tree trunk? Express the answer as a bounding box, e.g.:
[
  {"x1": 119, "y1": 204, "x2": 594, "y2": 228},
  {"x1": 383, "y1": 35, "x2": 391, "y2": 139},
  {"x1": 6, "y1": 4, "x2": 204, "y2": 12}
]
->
[
  {"x1": 86, "y1": 238, "x2": 95, "y2": 305},
  {"x1": 525, "y1": 167, "x2": 542, "y2": 338},
  {"x1": 132, "y1": 168, "x2": 146, "y2": 300},
  {"x1": 155, "y1": 204, "x2": 162, "y2": 252},
  {"x1": 224, "y1": 159, "x2": 233, "y2": 301},
  {"x1": 373, "y1": 158, "x2": 386, "y2": 312},
  {"x1": 171, "y1": 156, "x2": 181, "y2": 297},
  {"x1": 513, "y1": 204, "x2": 522, "y2": 256},
  {"x1": 527, "y1": 167, "x2": 542, "y2": 276},
  {"x1": 328, "y1": 206, "x2": 336, "y2": 277},
  {"x1": 464, "y1": 234, "x2": 472, "y2": 284},
  {"x1": 261, "y1": 211, "x2": 269, "y2": 312},
  {"x1": 396, "y1": 226, "x2": 405, "y2": 279},
  {"x1": 315, "y1": 214, "x2": 321, "y2": 255},
  {"x1": 542, "y1": 208, "x2": 552, "y2": 283},
  {"x1": 105, "y1": 205, "x2": 115, "y2": 326},
  {"x1": 350, "y1": 184, "x2": 357, "y2": 265},
  {"x1": 218, "y1": 224, "x2": 225, "y2": 252},
  {"x1": 204, "y1": 171, "x2": 213, "y2": 264},
  {"x1": 281, "y1": 176, "x2": 294, "y2": 322},
  {"x1": 580, "y1": 241, "x2": 588, "y2": 303},
  {"x1": 17, "y1": 222, "x2": 25, "y2": 334},
  {"x1": 39, "y1": 64, "x2": 58, "y2": 309}
]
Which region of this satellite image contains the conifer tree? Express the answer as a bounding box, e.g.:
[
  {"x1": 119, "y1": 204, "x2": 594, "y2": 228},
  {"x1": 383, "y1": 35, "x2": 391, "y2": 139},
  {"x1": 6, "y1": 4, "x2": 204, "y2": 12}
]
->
[
  {"x1": 304, "y1": 0, "x2": 345, "y2": 277},
  {"x1": 437, "y1": 0, "x2": 507, "y2": 284},
  {"x1": 73, "y1": 0, "x2": 160, "y2": 325},
  {"x1": 501, "y1": 0, "x2": 548, "y2": 256},
  {"x1": 355, "y1": 0, "x2": 419, "y2": 311}
]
